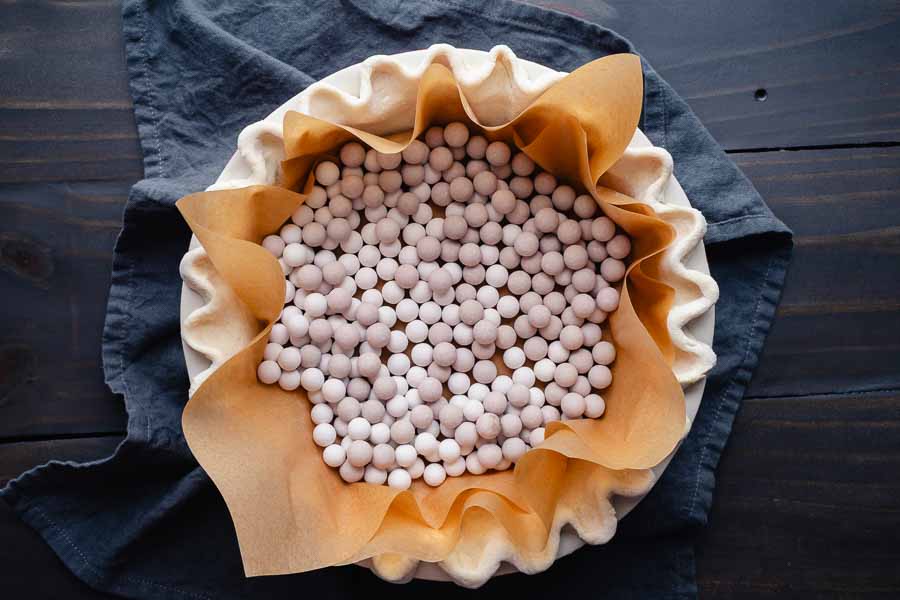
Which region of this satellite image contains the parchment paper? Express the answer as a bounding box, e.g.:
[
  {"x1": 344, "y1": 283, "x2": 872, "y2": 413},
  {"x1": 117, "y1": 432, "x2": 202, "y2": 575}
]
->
[{"x1": 176, "y1": 54, "x2": 685, "y2": 579}]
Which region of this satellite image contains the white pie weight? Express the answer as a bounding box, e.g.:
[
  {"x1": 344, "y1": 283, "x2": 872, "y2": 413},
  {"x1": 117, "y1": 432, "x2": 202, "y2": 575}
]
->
[{"x1": 179, "y1": 45, "x2": 719, "y2": 586}]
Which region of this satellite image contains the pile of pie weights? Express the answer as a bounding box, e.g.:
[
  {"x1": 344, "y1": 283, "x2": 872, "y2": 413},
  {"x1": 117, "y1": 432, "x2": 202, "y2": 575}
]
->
[{"x1": 256, "y1": 122, "x2": 630, "y2": 490}]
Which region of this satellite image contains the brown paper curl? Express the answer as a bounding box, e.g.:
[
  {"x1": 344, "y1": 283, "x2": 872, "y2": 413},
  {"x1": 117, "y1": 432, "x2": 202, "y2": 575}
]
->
[{"x1": 177, "y1": 54, "x2": 686, "y2": 585}]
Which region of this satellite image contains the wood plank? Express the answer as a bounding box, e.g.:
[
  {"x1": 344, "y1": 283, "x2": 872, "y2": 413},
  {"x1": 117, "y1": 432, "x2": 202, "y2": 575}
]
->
[
  {"x1": 738, "y1": 147, "x2": 900, "y2": 397},
  {"x1": 695, "y1": 391, "x2": 900, "y2": 597},
  {"x1": 0, "y1": 0, "x2": 142, "y2": 183},
  {"x1": 0, "y1": 181, "x2": 129, "y2": 440},
  {"x1": 1, "y1": 0, "x2": 898, "y2": 184},
  {"x1": 538, "y1": 0, "x2": 900, "y2": 149}
]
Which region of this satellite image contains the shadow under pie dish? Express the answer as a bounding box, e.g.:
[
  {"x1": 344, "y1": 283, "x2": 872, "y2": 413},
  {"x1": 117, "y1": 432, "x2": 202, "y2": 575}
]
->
[{"x1": 177, "y1": 45, "x2": 718, "y2": 587}]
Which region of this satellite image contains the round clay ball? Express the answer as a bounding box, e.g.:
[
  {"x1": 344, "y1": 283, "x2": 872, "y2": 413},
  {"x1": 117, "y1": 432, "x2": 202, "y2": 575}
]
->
[{"x1": 485, "y1": 141, "x2": 511, "y2": 166}]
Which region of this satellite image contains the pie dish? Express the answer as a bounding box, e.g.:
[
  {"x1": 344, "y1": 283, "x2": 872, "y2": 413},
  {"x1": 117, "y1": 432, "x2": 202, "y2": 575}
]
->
[{"x1": 179, "y1": 45, "x2": 718, "y2": 585}]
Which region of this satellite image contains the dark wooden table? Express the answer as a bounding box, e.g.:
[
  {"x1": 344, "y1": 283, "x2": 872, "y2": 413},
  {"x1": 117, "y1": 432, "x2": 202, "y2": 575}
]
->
[{"x1": 2, "y1": 1, "x2": 899, "y2": 597}]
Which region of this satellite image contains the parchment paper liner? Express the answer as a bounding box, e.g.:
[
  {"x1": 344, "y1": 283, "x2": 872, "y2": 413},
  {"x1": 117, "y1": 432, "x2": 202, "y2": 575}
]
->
[{"x1": 176, "y1": 54, "x2": 685, "y2": 586}]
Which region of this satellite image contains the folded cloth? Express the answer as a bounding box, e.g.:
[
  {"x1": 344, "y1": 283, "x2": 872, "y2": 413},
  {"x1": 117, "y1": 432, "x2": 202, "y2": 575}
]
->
[{"x1": 1, "y1": 1, "x2": 792, "y2": 598}]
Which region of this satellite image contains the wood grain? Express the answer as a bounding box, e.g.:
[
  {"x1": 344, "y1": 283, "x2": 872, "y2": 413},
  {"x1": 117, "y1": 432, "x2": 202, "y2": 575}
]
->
[
  {"x1": 0, "y1": 0, "x2": 142, "y2": 183},
  {"x1": 533, "y1": 0, "x2": 900, "y2": 149},
  {"x1": 740, "y1": 147, "x2": 900, "y2": 397},
  {"x1": 620, "y1": 2, "x2": 900, "y2": 149},
  {"x1": 696, "y1": 390, "x2": 900, "y2": 597},
  {"x1": 0, "y1": 181, "x2": 130, "y2": 440},
  {"x1": 1, "y1": 0, "x2": 899, "y2": 184}
]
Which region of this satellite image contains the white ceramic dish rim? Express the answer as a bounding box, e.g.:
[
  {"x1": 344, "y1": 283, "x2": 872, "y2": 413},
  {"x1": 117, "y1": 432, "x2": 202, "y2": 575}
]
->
[{"x1": 178, "y1": 47, "x2": 715, "y2": 582}]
